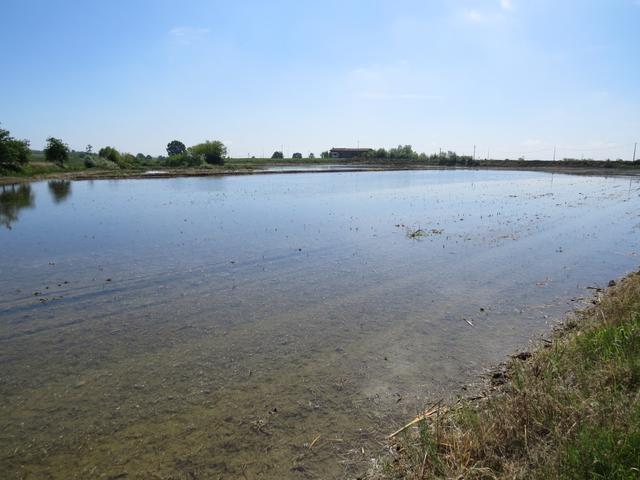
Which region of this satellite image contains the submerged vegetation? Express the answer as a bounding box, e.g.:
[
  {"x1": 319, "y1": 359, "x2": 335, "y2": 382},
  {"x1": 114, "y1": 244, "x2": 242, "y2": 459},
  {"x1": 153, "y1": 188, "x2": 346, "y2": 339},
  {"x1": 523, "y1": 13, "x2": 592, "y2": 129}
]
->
[{"x1": 377, "y1": 271, "x2": 640, "y2": 479}]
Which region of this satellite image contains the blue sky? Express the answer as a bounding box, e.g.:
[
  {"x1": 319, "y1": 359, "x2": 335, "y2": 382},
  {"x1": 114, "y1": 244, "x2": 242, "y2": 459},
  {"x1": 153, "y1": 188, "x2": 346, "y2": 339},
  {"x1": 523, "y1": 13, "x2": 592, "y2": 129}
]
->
[{"x1": 2, "y1": 0, "x2": 639, "y2": 159}]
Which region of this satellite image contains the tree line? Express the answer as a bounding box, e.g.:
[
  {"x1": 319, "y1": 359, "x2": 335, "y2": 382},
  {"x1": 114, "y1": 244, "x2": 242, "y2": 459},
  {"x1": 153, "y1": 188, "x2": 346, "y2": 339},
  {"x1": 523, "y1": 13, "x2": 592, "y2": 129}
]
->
[
  {"x1": 362, "y1": 145, "x2": 477, "y2": 165},
  {"x1": 1, "y1": 123, "x2": 477, "y2": 172},
  {"x1": 0, "y1": 124, "x2": 228, "y2": 172},
  {"x1": 7, "y1": 123, "x2": 634, "y2": 172}
]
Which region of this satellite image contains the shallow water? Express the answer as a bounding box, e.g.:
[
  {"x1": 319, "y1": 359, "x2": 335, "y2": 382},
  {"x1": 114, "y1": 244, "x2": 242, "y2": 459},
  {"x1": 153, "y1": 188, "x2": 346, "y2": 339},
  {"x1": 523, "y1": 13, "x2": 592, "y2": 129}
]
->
[
  {"x1": 262, "y1": 164, "x2": 372, "y2": 172},
  {"x1": 1, "y1": 170, "x2": 639, "y2": 479}
]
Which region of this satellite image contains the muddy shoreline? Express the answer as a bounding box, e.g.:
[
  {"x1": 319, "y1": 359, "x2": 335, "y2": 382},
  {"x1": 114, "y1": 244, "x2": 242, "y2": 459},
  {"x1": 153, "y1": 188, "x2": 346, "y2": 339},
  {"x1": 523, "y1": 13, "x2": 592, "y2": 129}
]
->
[
  {"x1": 2, "y1": 163, "x2": 640, "y2": 185},
  {"x1": 375, "y1": 268, "x2": 640, "y2": 479}
]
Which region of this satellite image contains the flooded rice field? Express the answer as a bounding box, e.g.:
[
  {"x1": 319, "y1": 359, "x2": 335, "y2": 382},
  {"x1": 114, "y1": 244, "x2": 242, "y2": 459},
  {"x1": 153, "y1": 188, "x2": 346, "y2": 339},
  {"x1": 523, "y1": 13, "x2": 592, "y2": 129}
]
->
[{"x1": 1, "y1": 170, "x2": 639, "y2": 479}]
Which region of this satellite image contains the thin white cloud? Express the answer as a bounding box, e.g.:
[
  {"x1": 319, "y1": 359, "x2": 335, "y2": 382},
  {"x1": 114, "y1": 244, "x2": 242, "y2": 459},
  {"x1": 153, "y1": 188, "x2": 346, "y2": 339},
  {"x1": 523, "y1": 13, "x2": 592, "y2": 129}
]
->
[
  {"x1": 500, "y1": 0, "x2": 513, "y2": 11},
  {"x1": 462, "y1": 2, "x2": 513, "y2": 25},
  {"x1": 169, "y1": 26, "x2": 210, "y2": 37},
  {"x1": 169, "y1": 26, "x2": 210, "y2": 45},
  {"x1": 465, "y1": 9, "x2": 486, "y2": 23},
  {"x1": 357, "y1": 91, "x2": 443, "y2": 101},
  {"x1": 347, "y1": 64, "x2": 442, "y2": 102}
]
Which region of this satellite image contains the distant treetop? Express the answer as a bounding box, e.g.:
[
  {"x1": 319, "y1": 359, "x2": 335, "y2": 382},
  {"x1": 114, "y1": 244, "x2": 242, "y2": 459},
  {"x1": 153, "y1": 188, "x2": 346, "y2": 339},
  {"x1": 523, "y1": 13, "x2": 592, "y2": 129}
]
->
[
  {"x1": 166, "y1": 140, "x2": 186, "y2": 157},
  {"x1": 44, "y1": 137, "x2": 70, "y2": 167}
]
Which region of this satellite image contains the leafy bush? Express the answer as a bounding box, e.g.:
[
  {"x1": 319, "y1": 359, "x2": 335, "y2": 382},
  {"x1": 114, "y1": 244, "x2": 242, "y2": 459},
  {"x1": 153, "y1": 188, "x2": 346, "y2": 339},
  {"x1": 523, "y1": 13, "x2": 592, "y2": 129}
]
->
[
  {"x1": 189, "y1": 141, "x2": 227, "y2": 165},
  {"x1": 166, "y1": 152, "x2": 202, "y2": 167},
  {"x1": 98, "y1": 146, "x2": 122, "y2": 166},
  {"x1": 0, "y1": 127, "x2": 30, "y2": 171},
  {"x1": 120, "y1": 153, "x2": 137, "y2": 168}
]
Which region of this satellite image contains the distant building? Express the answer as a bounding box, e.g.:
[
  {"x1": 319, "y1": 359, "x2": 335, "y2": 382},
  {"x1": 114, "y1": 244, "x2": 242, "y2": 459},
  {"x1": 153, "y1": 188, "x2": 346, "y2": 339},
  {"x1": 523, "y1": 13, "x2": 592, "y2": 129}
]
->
[{"x1": 329, "y1": 147, "x2": 373, "y2": 159}]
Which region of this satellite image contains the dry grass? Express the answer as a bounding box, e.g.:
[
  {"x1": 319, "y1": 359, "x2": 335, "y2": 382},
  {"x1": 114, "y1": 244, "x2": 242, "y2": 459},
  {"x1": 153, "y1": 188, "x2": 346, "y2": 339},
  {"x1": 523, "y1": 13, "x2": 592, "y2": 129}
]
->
[{"x1": 375, "y1": 270, "x2": 640, "y2": 479}]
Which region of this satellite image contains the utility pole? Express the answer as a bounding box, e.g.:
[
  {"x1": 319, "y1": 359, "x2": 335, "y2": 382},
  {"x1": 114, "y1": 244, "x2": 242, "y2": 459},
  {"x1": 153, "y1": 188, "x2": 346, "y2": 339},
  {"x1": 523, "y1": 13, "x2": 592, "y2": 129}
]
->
[
  {"x1": 553, "y1": 145, "x2": 556, "y2": 162},
  {"x1": 487, "y1": 148, "x2": 490, "y2": 160},
  {"x1": 473, "y1": 144, "x2": 476, "y2": 160},
  {"x1": 634, "y1": 142, "x2": 637, "y2": 162}
]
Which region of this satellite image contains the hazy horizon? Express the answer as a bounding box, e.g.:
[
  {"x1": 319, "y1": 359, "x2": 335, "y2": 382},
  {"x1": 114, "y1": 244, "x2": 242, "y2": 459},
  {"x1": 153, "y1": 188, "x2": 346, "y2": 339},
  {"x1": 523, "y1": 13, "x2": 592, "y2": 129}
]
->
[{"x1": 2, "y1": 0, "x2": 639, "y2": 160}]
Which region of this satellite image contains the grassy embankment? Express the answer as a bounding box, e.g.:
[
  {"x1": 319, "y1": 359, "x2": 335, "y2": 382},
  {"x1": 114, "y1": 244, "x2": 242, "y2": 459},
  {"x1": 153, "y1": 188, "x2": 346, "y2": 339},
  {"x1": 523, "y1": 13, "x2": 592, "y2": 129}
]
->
[
  {"x1": 3, "y1": 154, "x2": 640, "y2": 185},
  {"x1": 377, "y1": 271, "x2": 640, "y2": 479}
]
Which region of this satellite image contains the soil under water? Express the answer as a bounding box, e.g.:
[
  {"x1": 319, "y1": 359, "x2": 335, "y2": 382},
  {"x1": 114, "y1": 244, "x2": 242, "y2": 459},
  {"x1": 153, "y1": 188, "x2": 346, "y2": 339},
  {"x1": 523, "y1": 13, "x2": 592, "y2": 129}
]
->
[{"x1": 1, "y1": 170, "x2": 639, "y2": 478}]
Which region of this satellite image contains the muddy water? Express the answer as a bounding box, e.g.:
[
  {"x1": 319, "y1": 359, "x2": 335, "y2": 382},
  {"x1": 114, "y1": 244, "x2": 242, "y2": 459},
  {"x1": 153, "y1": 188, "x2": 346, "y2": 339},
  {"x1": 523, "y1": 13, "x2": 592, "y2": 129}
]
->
[{"x1": 1, "y1": 170, "x2": 639, "y2": 479}]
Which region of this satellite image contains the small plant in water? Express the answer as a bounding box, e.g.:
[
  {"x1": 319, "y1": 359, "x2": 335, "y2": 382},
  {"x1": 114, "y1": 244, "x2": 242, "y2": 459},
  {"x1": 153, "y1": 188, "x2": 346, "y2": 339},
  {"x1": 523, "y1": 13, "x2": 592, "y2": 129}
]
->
[{"x1": 406, "y1": 227, "x2": 426, "y2": 239}]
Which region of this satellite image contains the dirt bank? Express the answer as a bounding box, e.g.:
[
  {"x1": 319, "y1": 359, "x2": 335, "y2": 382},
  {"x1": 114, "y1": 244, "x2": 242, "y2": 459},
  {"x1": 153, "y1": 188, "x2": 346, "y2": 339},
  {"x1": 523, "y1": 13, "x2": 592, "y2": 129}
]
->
[{"x1": 2, "y1": 163, "x2": 640, "y2": 185}]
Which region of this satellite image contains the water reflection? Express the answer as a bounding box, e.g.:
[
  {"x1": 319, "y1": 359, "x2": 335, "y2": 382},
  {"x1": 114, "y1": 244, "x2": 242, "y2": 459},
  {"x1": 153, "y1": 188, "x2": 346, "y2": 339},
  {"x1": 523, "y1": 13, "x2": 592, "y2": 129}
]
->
[
  {"x1": 0, "y1": 183, "x2": 34, "y2": 229},
  {"x1": 48, "y1": 180, "x2": 72, "y2": 203}
]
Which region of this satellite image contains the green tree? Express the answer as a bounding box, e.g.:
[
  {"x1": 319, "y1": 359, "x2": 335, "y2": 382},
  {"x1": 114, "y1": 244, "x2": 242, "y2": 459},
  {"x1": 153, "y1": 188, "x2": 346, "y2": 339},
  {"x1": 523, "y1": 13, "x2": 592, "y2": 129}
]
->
[
  {"x1": 166, "y1": 140, "x2": 186, "y2": 157},
  {"x1": 44, "y1": 137, "x2": 69, "y2": 167},
  {"x1": 308, "y1": 153, "x2": 315, "y2": 159},
  {"x1": 388, "y1": 145, "x2": 418, "y2": 160},
  {"x1": 0, "y1": 127, "x2": 30, "y2": 170},
  {"x1": 364, "y1": 148, "x2": 388, "y2": 159},
  {"x1": 271, "y1": 151, "x2": 284, "y2": 159},
  {"x1": 292, "y1": 152, "x2": 302, "y2": 159},
  {"x1": 320, "y1": 151, "x2": 330, "y2": 158},
  {"x1": 98, "y1": 146, "x2": 122, "y2": 165},
  {"x1": 189, "y1": 141, "x2": 227, "y2": 165}
]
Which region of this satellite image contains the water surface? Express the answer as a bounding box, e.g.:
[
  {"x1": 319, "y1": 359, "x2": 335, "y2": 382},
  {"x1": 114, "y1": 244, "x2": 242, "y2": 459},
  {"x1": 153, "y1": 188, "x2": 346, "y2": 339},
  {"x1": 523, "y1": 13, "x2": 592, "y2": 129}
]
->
[{"x1": 1, "y1": 170, "x2": 639, "y2": 479}]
